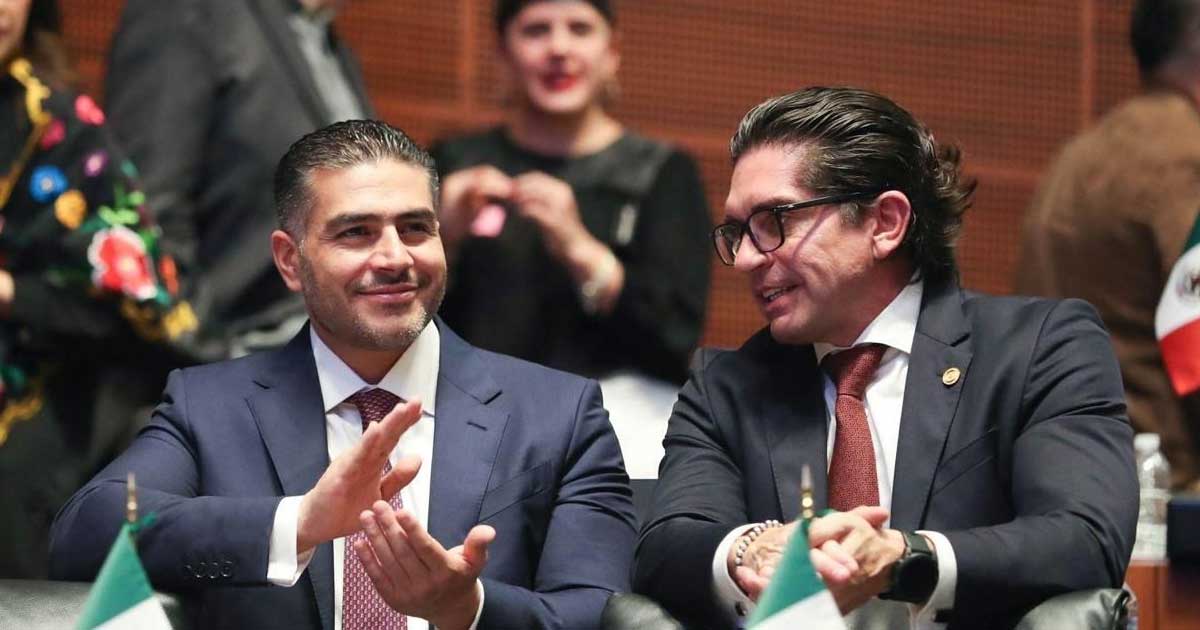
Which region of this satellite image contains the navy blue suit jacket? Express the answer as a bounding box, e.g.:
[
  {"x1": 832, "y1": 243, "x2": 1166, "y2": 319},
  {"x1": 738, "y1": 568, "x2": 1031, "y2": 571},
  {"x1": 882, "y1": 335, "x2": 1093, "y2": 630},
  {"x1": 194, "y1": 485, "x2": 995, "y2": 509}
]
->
[
  {"x1": 633, "y1": 279, "x2": 1138, "y2": 629},
  {"x1": 51, "y1": 321, "x2": 636, "y2": 629}
]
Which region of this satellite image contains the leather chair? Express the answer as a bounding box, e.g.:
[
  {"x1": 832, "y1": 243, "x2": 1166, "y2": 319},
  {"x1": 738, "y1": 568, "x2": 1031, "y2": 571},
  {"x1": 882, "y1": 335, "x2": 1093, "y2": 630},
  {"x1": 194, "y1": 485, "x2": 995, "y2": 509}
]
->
[
  {"x1": 0, "y1": 580, "x2": 193, "y2": 630},
  {"x1": 601, "y1": 588, "x2": 1132, "y2": 630}
]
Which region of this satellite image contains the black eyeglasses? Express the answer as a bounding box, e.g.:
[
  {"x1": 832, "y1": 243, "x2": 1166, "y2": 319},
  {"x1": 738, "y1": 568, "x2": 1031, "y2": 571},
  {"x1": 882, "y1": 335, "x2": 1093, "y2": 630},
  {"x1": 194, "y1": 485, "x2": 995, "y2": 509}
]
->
[{"x1": 711, "y1": 191, "x2": 884, "y2": 266}]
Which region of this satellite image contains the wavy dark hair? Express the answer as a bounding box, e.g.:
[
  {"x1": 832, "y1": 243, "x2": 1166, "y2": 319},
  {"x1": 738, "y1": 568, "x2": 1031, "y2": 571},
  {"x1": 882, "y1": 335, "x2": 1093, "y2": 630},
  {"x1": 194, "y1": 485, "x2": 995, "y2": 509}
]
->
[
  {"x1": 730, "y1": 86, "x2": 975, "y2": 285},
  {"x1": 21, "y1": 0, "x2": 75, "y2": 88},
  {"x1": 1130, "y1": 0, "x2": 1200, "y2": 78}
]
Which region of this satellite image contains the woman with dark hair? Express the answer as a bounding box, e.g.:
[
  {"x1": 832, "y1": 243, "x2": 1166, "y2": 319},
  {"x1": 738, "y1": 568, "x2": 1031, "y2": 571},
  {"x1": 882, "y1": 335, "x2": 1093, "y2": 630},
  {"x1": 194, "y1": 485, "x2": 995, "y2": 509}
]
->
[
  {"x1": 433, "y1": 1, "x2": 711, "y2": 469},
  {"x1": 0, "y1": 0, "x2": 196, "y2": 577}
]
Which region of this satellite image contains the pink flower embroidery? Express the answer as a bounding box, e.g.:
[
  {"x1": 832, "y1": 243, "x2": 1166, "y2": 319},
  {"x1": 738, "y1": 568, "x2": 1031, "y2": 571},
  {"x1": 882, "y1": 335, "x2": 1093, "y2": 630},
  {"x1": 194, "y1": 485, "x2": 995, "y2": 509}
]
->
[
  {"x1": 87, "y1": 226, "x2": 157, "y2": 301},
  {"x1": 39, "y1": 119, "x2": 65, "y2": 149},
  {"x1": 83, "y1": 150, "x2": 109, "y2": 177},
  {"x1": 74, "y1": 94, "x2": 106, "y2": 126}
]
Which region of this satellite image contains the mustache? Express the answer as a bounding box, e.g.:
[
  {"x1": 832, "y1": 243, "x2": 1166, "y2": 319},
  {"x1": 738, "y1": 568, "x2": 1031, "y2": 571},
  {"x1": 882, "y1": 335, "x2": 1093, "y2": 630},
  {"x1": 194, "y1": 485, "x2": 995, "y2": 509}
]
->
[{"x1": 353, "y1": 270, "x2": 422, "y2": 292}]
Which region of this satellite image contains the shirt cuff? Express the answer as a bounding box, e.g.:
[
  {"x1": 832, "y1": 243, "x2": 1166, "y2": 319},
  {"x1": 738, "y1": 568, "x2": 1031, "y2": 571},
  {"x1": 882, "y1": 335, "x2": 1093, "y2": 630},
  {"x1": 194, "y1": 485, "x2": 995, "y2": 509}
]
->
[
  {"x1": 266, "y1": 495, "x2": 315, "y2": 586},
  {"x1": 908, "y1": 530, "x2": 957, "y2": 629},
  {"x1": 711, "y1": 524, "x2": 757, "y2": 624},
  {"x1": 467, "y1": 579, "x2": 485, "y2": 630}
]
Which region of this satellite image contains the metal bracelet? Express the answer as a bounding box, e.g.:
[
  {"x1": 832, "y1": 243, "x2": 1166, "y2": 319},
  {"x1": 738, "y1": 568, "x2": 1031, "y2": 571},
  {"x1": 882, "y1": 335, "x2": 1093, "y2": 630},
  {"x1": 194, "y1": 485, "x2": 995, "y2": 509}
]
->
[{"x1": 734, "y1": 519, "x2": 782, "y2": 567}]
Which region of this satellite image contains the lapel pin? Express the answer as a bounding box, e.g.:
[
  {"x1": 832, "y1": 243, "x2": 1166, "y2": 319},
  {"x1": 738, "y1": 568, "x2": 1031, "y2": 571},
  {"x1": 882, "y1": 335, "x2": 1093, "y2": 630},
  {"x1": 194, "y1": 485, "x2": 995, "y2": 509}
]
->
[{"x1": 942, "y1": 367, "x2": 961, "y2": 386}]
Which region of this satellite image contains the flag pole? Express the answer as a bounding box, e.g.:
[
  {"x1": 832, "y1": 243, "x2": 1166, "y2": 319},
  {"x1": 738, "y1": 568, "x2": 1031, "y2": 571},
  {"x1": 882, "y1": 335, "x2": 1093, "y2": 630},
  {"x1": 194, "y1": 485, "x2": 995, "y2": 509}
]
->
[
  {"x1": 126, "y1": 472, "x2": 137, "y2": 526},
  {"x1": 800, "y1": 464, "x2": 815, "y2": 522}
]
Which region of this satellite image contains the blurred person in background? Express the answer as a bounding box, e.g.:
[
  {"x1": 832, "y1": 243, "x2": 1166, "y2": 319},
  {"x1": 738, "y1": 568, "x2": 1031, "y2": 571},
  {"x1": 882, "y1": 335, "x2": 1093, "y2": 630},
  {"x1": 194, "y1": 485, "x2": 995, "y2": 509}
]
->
[
  {"x1": 104, "y1": 0, "x2": 372, "y2": 362},
  {"x1": 1017, "y1": 0, "x2": 1200, "y2": 491},
  {"x1": 432, "y1": 1, "x2": 712, "y2": 476},
  {"x1": 0, "y1": 0, "x2": 195, "y2": 577}
]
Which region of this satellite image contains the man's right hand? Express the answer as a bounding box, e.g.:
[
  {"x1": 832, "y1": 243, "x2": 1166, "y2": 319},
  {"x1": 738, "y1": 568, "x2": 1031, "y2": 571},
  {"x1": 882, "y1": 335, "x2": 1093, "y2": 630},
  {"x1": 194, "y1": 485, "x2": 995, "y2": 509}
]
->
[{"x1": 295, "y1": 398, "x2": 424, "y2": 554}]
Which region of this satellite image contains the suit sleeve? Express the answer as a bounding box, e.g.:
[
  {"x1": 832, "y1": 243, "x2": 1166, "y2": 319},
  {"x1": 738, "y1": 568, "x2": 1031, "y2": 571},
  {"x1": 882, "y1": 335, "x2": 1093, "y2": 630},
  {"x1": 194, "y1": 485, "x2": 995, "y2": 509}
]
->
[
  {"x1": 477, "y1": 380, "x2": 637, "y2": 629},
  {"x1": 48, "y1": 369, "x2": 281, "y2": 589},
  {"x1": 632, "y1": 349, "x2": 753, "y2": 628},
  {"x1": 940, "y1": 299, "x2": 1138, "y2": 620},
  {"x1": 104, "y1": 0, "x2": 215, "y2": 292},
  {"x1": 606, "y1": 151, "x2": 712, "y2": 384}
]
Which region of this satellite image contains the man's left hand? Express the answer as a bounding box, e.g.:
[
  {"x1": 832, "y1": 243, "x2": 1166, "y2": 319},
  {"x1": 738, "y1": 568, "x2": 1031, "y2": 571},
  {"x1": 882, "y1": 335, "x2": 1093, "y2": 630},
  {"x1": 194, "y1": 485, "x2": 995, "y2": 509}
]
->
[
  {"x1": 808, "y1": 506, "x2": 907, "y2": 613},
  {"x1": 352, "y1": 500, "x2": 496, "y2": 630}
]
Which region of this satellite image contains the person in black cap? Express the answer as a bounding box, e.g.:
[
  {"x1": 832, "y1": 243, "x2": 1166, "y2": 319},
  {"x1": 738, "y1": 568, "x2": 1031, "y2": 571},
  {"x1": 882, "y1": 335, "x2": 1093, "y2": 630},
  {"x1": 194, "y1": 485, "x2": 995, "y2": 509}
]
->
[{"x1": 431, "y1": 1, "x2": 712, "y2": 462}]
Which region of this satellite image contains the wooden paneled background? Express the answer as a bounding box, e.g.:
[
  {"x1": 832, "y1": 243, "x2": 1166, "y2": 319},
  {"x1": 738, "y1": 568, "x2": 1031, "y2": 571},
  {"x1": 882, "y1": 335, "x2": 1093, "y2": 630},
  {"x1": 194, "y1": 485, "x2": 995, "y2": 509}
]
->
[{"x1": 63, "y1": 1, "x2": 1141, "y2": 348}]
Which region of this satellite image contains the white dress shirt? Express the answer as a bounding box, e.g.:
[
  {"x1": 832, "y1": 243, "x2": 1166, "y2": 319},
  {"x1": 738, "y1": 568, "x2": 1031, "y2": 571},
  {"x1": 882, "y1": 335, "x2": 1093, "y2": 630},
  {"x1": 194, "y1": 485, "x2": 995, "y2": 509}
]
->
[
  {"x1": 264, "y1": 322, "x2": 483, "y2": 630},
  {"x1": 710, "y1": 280, "x2": 958, "y2": 628}
]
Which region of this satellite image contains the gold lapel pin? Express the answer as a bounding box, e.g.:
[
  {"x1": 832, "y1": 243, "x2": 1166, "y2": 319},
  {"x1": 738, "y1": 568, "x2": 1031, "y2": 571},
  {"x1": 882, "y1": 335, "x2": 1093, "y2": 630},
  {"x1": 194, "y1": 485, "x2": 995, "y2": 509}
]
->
[{"x1": 942, "y1": 367, "x2": 961, "y2": 386}]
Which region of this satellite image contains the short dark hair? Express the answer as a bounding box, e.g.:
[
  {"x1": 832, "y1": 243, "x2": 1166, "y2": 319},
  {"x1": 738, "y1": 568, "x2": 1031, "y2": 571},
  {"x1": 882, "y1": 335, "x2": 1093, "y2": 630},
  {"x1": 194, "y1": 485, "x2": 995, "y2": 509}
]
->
[
  {"x1": 274, "y1": 119, "x2": 439, "y2": 238},
  {"x1": 1130, "y1": 0, "x2": 1200, "y2": 77},
  {"x1": 730, "y1": 86, "x2": 974, "y2": 285},
  {"x1": 495, "y1": 0, "x2": 614, "y2": 33}
]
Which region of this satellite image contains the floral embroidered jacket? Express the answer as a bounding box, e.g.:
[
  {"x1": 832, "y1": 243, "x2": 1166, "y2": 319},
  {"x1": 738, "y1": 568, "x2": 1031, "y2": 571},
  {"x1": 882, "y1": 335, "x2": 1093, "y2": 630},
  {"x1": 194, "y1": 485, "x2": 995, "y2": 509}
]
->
[{"x1": 0, "y1": 59, "x2": 197, "y2": 446}]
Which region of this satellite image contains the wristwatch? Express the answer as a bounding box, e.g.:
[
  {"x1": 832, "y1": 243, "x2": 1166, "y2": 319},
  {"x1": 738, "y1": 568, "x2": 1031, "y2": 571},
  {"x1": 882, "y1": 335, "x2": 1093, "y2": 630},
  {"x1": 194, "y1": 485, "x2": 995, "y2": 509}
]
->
[{"x1": 878, "y1": 531, "x2": 938, "y2": 604}]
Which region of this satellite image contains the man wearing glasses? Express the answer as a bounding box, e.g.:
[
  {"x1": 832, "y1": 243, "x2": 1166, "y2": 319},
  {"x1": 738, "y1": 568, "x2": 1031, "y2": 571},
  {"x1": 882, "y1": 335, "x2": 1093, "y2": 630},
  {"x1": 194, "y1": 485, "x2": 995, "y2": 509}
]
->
[{"x1": 633, "y1": 87, "x2": 1137, "y2": 629}]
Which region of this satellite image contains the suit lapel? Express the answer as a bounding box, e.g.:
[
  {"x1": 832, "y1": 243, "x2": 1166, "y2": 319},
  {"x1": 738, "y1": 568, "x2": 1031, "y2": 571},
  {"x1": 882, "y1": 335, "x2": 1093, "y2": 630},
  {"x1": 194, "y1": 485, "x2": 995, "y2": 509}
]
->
[
  {"x1": 890, "y1": 280, "x2": 972, "y2": 530},
  {"x1": 758, "y1": 341, "x2": 830, "y2": 519},
  {"x1": 246, "y1": 329, "x2": 335, "y2": 630},
  {"x1": 427, "y1": 320, "x2": 509, "y2": 547},
  {"x1": 247, "y1": 0, "x2": 331, "y2": 125}
]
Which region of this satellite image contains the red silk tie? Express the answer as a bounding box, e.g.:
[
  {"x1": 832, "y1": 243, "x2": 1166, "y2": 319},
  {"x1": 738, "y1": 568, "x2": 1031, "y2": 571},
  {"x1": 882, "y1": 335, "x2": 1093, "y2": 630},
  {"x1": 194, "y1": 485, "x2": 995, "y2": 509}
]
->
[
  {"x1": 342, "y1": 388, "x2": 407, "y2": 630},
  {"x1": 823, "y1": 344, "x2": 888, "y2": 512}
]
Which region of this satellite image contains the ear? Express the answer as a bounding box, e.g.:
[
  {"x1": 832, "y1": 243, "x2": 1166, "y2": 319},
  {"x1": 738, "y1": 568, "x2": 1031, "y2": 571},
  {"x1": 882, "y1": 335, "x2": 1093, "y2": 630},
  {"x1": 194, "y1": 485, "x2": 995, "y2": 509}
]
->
[
  {"x1": 271, "y1": 229, "x2": 304, "y2": 293},
  {"x1": 606, "y1": 30, "x2": 622, "y2": 77},
  {"x1": 869, "y1": 190, "x2": 912, "y2": 260}
]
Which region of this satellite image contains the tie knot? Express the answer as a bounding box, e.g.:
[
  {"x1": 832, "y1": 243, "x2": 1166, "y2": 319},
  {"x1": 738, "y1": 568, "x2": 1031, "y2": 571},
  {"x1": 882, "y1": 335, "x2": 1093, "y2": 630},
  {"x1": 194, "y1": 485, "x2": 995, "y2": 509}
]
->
[
  {"x1": 823, "y1": 343, "x2": 888, "y2": 399},
  {"x1": 346, "y1": 388, "x2": 402, "y2": 429}
]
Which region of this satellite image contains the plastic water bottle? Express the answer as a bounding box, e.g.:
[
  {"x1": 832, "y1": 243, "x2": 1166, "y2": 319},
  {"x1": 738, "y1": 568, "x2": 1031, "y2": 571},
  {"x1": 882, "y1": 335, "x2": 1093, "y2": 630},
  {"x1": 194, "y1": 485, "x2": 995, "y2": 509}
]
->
[{"x1": 1132, "y1": 433, "x2": 1170, "y2": 560}]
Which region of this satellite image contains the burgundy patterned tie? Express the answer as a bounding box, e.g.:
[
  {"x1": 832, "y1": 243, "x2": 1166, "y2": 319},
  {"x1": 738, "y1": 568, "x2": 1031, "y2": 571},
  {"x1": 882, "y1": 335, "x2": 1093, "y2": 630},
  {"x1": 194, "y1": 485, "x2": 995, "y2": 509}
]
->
[
  {"x1": 823, "y1": 344, "x2": 888, "y2": 512},
  {"x1": 342, "y1": 388, "x2": 407, "y2": 630}
]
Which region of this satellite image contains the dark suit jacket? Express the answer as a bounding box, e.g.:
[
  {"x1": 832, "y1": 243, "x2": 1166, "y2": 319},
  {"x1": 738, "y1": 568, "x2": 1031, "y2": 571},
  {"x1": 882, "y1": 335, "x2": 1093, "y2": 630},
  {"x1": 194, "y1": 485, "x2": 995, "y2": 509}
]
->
[
  {"x1": 105, "y1": 0, "x2": 374, "y2": 359},
  {"x1": 632, "y1": 279, "x2": 1138, "y2": 629},
  {"x1": 50, "y1": 321, "x2": 637, "y2": 630}
]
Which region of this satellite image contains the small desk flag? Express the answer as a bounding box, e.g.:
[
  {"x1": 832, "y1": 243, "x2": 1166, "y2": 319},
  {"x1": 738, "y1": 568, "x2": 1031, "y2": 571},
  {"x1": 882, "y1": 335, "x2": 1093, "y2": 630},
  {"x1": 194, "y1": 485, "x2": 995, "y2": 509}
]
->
[{"x1": 747, "y1": 519, "x2": 846, "y2": 630}]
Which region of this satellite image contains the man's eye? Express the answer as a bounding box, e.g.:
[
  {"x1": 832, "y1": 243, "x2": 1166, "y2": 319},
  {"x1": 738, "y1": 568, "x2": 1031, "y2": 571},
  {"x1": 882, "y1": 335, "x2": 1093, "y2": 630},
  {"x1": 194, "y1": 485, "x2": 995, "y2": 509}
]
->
[
  {"x1": 401, "y1": 222, "x2": 436, "y2": 236},
  {"x1": 337, "y1": 226, "x2": 369, "y2": 238}
]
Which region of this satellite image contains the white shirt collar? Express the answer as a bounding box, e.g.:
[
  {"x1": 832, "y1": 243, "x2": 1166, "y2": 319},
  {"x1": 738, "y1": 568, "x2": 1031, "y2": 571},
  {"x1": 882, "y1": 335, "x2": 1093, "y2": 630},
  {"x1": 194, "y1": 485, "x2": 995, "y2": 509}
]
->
[
  {"x1": 309, "y1": 321, "x2": 440, "y2": 417},
  {"x1": 814, "y1": 279, "x2": 923, "y2": 362}
]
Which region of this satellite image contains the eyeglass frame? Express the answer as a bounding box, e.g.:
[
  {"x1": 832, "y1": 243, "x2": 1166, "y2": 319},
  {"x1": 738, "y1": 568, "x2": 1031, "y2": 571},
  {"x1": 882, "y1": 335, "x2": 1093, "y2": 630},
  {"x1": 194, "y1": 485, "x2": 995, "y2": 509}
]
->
[{"x1": 711, "y1": 190, "x2": 887, "y2": 266}]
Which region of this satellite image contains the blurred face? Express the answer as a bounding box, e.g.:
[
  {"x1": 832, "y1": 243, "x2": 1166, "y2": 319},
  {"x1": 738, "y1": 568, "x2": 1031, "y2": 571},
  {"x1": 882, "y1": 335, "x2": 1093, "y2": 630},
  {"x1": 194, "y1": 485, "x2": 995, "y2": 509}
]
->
[
  {"x1": 0, "y1": 0, "x2": 31, "y2": 64},
  {"x1": 725, "y1": 145, "x2": 879, "y2": 346},
  {"x1": 502, "y1": 1, "x2": 619, "y2": 117},
  {"x1": 273, "y1": 159, "x2": 447, "y2": 358}
]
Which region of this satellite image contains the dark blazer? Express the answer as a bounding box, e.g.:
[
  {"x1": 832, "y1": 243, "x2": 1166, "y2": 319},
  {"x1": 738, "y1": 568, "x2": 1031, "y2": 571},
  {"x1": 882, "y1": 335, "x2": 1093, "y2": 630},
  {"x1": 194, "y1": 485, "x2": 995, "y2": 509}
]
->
[
  {"x1": 632, "y1": 279, "x2": 1138, "y2": 629},
  {"x1": 104, "y1": 0, "x2": 374, "y2": 359},
  {"x1": 50, "y1": 321, "x2": 637, "y2": 630}
]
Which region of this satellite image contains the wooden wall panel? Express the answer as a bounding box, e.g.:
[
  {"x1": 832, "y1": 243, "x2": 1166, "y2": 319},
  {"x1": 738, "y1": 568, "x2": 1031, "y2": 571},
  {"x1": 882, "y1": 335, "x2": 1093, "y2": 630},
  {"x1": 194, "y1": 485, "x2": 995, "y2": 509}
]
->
[{"x1": 63, "y1": 0, "x2": 1140, "y2": 348}]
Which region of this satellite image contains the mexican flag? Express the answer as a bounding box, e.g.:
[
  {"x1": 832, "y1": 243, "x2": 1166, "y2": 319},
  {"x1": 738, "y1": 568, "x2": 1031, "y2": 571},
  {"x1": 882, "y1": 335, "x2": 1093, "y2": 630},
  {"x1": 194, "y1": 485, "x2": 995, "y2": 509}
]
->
[
  {"x1": 1156, "y1": 212, "x2": 1200, "y2": 397},
  {"x1": 75, "y1": 521, "x2": 172, "y2": 630},
  {"x1": 747, "y1": 520, "x2": 846, "y2": 630}
]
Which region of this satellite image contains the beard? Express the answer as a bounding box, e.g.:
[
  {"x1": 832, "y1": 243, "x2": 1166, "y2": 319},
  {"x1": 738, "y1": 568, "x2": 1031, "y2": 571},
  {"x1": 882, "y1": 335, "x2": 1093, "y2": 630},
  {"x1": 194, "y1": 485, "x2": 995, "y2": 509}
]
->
[{"x1": 298, "y1": 255, "x2": 446, "y2": 353}]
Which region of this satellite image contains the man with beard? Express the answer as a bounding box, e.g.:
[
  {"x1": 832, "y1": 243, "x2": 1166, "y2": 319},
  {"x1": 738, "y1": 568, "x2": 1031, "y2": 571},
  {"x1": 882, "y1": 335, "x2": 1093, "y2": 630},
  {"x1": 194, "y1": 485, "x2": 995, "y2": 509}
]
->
[{"x1": 49, "y1": 120, "x2": 636, "y2": 630}]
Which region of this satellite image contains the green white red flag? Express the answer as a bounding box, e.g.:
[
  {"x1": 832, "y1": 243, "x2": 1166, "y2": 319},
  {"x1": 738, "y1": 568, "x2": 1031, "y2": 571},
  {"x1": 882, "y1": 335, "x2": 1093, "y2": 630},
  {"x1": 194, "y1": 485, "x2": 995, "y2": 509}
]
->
[{"x1": 1156, "y1": 210, "x2": 1200, "y2": 396}]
